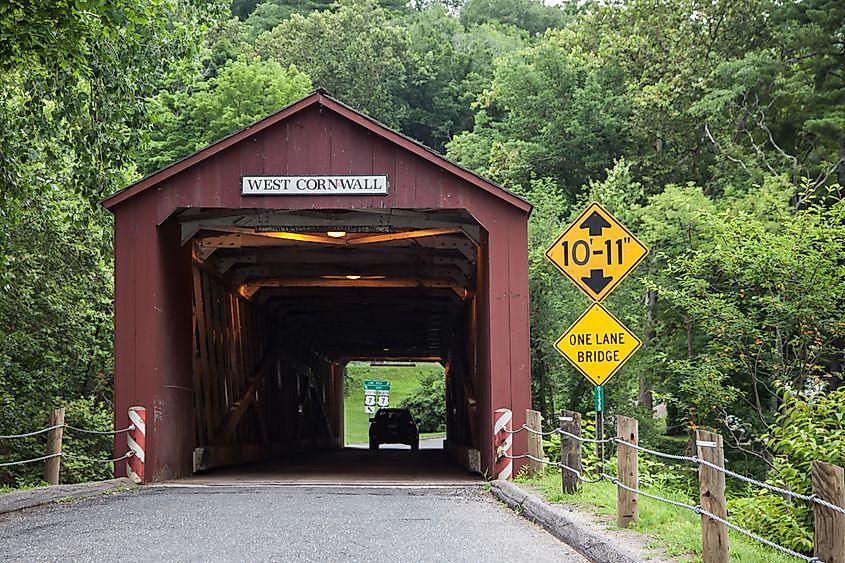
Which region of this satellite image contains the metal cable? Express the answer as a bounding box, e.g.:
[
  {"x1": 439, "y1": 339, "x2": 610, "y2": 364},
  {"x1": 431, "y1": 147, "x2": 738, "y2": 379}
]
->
[
  {"x1": 65, "y1": 424, "x2": 135, "y2": 436},
  {"x1": 520, "y1": 425, "x2": 560, "y2": 437},
  {"x1": 505, "y1": 453, "x2": 604, "y2": 484},
  {"x1": 559, "y1": 429, "x2": 614, "y2": 444},
  {"x1": 604, "y1": 473, "x2": 701, "y2": 512},
  {"x1": 63, "y1": 451, "x2": 134, "y2": 464},
  {"x1": 696, "y1": 457, "x2": 813, "y2": 501},
  {"x1": 696, "y1": 505, "x2": 821, "y2": 562},
  {"x1": 0, "y1": 425, "x2": 65, "y2": 440},
  {"x1": 613, "y1": 437, "x2": 699, "y2": 463},
  {"x1": 0, "y1": 450, "x2": 134, "y2": 468},
  {"x1": 0, "y1": 453, "x2": 62, "y2": 467},
  {"x1": 615, "y1": 438, "x2": 845, "y2": 516},
  {"x1": 606, "y1": 474, "x2": 821, "y2": 562},
  {"x1": 808, "y1": 494, "x2": 845, "y2": 517},
  {"x1": 1, "y1": 424, "x2": 135, "y2": 440}
]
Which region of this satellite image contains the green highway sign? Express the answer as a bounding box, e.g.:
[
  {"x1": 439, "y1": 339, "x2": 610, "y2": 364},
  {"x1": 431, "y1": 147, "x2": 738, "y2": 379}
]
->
[
  {"x1": 364, "y1": 380, "x2": 391, "y2": 413},
  {"x1": 363, "y1": 380, "x2": 390, "y2": 391}
]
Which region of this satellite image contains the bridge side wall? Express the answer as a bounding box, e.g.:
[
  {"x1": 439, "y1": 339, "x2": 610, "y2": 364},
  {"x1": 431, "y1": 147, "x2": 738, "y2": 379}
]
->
[{"x1": 113, "y1": 195, "x2": 195, "y2": 480}]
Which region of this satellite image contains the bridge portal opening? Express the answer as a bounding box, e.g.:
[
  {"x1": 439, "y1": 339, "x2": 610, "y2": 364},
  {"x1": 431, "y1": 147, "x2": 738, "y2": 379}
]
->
[
  {"x1": 184, "y1": 208, "x2": 483, "y2": 476},
  {"x1": 343, "y1": 361, "x2": 446, "y2": 449}
]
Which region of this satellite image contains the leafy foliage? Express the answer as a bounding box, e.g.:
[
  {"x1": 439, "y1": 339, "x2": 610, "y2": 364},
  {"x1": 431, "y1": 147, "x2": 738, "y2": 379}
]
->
[
  {"x1": 0, "y1": 188, "x2": 114, "y2": 486},
  {"x1": 399, "y1": 371, "x2": 446, "y2": 433},
  {"x1": 140, "y1": 58, "x2": 312, "y2": 173},
  {"x1": 731, "y1": 385, "x2": 845, "y2": 553},
  {"x1": 256, "y1": 0, "x2": 410, "y2": 128}
]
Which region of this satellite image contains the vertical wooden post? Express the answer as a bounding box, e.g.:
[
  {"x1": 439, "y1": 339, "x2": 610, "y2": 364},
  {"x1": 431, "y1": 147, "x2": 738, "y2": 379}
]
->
[
  {"x1": 560, "y1": 409, "x2": 582, "y2": 494},
  {"x1": 526, "y1": 409, "x2": 544, "y2": 478},
  {"x1": 696, "y1": 429, "x2": 728, "y2": 563},
  {"x1": 616, "y1": 415, "x2": 639, "y2": 528},
  {"x1": 812, "y1": 461, "x2": 845, "y2": 563},
  {"x1": 44, "y1": 408, "x2": 65, "y2": 486}
]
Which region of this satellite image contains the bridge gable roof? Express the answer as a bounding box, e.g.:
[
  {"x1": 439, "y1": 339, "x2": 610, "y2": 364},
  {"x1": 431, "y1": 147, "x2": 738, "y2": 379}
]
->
[{"x1": 102, "y1": 89, "x2": 531, "y2": 214}]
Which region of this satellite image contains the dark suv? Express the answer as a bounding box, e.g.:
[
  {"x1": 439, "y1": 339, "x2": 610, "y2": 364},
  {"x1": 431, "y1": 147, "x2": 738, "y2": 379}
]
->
[{"x1": 369, "y1": 408, "x2": 419, "y2": 450}]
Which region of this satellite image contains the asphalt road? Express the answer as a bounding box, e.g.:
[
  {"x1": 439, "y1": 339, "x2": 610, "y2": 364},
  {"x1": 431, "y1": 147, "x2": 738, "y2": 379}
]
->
[{"x1": 0, "y1": 485, "x2": 588, "y2": 562}]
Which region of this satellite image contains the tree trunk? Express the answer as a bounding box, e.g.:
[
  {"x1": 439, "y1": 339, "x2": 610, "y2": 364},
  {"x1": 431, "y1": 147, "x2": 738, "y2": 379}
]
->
[
  {"x1": 538, "y1": 354, "x2": 548, "y2": 421},
  {"x1": 638, "y1": 289, "x2": 656, "y2": 411},
  {"x1": 686, "y1": 317, "x2": 695, "y2": 358}
]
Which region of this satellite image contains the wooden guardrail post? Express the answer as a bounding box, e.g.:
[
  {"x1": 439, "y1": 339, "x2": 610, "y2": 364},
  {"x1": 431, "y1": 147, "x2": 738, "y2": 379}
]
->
[
  {"x1": 696, "y1": 429, "x2": 728, "y2": 563},
  {"x1": 616, "y1": 415, "x2": 639, "y2": 528},
  {"x1": 560, "y1": 409, "x2": 582, "y2": 494},
  {"x1": 526, "y1": 409, "x2": 544, "y2": 477},
  {"x1": 812, "y1": 461, "x2": 845, "y2": 563},
  {"x1": 44, "y1": 407, "x2": 65, "y2": 485}
]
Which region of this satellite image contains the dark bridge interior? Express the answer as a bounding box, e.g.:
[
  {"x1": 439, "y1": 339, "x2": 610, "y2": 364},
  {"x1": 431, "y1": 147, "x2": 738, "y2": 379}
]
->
[{"x1": 182, "y1": 207, "x2": 483, "y2": 472}]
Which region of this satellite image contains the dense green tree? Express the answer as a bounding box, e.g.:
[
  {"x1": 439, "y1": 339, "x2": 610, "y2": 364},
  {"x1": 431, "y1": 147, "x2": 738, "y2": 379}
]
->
[
  {"x1": 0, "y1": 188, "x2": 115, "y2": 486},
  {"x1": 399, "y1": 6, "x2": 525, "y2": 149},
  {"x1": 0, "y1": 0, "x2": 222, "y2": 203},
  {"x1": 656, "y1": 184, "x2": 845, "y2": 449},
  {"x1": 0, "y1": 0, "x2": 222, "y2": 485},
  {"x1": 140, "y1": 58, "x2": 312, "y2": 173},
  {"x1": 448, "y1": 29, "x2": 632, "y2": 198},
  {"x1": 459, "y1": 0, "x2": 572, "y2": 35},
  {"x1": 255, "y1": 0, "x2": 410, "y2": 128}
]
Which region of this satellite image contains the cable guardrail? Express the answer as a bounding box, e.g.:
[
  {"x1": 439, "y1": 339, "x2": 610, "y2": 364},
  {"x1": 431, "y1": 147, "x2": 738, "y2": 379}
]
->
[
  {"x1": 0, "y1": 421, "x2": 137, "y2": 468},
  {"x1": 501, "y1": 422, "x2": 843, "y2": 561},
  {"x1": 605, "y1": 473, "x2": 821, "y2": 563},
  {"x1": 505, "y1": 423, "x2": 845, "y2": 517},
  {"x1": 0, "y1": 453, "x2": 64, "y2": 468}
]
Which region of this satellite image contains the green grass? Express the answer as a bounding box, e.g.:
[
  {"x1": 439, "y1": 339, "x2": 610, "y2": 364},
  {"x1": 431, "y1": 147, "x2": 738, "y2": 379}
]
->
[
  {"x1": 0, "y1": 480, "x2": 47, "y2": 495},
  {"x1": 343, "y1": 362, "x2": 444, "y2": 444},
  {"x1": 517, "y1": 470, "x2": 797, "y2": 563}
]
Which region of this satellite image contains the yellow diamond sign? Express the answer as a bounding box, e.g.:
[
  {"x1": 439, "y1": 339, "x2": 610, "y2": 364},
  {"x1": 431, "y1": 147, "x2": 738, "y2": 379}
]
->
[
  {"x1": 554, "y1": 303, "x2": 642, "y2": 386},
  {"x1": 546, "y1": 202, "x2": 648, "y2": 301}
]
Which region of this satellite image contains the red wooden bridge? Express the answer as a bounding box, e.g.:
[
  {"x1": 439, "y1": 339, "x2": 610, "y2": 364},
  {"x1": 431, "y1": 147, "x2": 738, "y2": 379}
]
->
[{"x1": 102, "y1": 89, "x2": 532, "y2": 481}]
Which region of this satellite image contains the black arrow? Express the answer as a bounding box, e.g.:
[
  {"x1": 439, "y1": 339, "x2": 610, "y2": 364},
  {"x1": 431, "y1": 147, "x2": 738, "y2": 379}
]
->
[
  {"x1": 579, "y1": 211, "x2": 612, "y2": 236},
  {"x1": 581, "y1": 269, "x2": 613, "y2": 295}
]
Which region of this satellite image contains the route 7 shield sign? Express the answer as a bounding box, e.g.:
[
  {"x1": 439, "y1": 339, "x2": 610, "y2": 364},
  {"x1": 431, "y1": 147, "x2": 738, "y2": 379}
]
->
[{"x1": 545, "y1": 202, "x2": 648, "y2": 301}]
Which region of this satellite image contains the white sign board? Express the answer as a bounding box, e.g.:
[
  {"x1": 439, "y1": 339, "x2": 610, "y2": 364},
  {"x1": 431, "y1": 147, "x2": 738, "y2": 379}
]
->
[
  {"x1": 242, "y1": 175, "x2": 388, "y2": 196},
  {"x1": 377, "y1": 390, "x2": 390, "y2": 408}
]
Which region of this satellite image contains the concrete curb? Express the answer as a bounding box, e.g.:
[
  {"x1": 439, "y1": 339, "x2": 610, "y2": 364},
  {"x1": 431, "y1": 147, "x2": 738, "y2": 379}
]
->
[
  {"x1": 490, "y1": 480, "x2": 643, "y2": 563},
  {"x1": 0, "y1": 478, "x2": 137, "y2": 515}
]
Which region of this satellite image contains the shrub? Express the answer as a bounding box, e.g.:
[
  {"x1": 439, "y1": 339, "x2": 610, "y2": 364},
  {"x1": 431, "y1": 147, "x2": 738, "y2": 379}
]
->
[
  {"x1": 399, "y1": 372, "x2": 445, "y2": 432},
  {"x1": 731, "y1": 383, "x2": 845, "y2": 554}
]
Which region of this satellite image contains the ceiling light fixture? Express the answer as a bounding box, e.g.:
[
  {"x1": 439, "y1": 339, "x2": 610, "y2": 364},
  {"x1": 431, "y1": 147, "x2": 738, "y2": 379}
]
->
[
  {"x1": 345, "y1": 274, "x2": 362, "y2": 280},
  {"x1": 326, "y1": 231, "x2": 347, "y2": 238}
]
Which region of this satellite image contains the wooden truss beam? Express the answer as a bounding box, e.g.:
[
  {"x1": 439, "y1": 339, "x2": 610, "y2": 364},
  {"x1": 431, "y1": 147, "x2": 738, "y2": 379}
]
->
[{"x1": 239, "y1": 277, "x2": 467, "y2": 299}]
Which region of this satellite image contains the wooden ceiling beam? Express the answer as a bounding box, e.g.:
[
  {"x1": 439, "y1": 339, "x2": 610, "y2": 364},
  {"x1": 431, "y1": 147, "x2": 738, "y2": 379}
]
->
[
  {"x1": 241, "y1": 277, "x2": 467, "y2": 299},
  {"x1": 180, "y1": 208, "x2": 481, "y2": 245},
  {"x1": 226, "y1": 263, "x2": 470, "y2": 285}
]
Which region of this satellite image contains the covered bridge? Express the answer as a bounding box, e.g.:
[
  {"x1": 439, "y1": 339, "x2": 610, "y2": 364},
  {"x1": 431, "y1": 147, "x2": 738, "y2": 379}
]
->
[{"x1": 102, "y1": 89, "x2": 532, "y2": 481}]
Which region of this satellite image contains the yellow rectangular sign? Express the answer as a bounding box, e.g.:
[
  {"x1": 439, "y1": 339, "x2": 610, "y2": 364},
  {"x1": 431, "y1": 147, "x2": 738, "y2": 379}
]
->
[
  {"x1": 545, "y1": 202, "x2": 648, "y2": 301},
  {"x1": 554, "y1": 303, "x2": 642, "y2": 386}
]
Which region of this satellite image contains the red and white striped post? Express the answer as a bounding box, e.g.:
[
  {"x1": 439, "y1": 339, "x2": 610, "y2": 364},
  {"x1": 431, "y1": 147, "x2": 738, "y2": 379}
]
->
[
  {"x1": 494, "y1": 408, "x2": 513, "y2": 480},
  {"x1": 126, "y1": 406, "x2": 146, "y2": 484}
]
